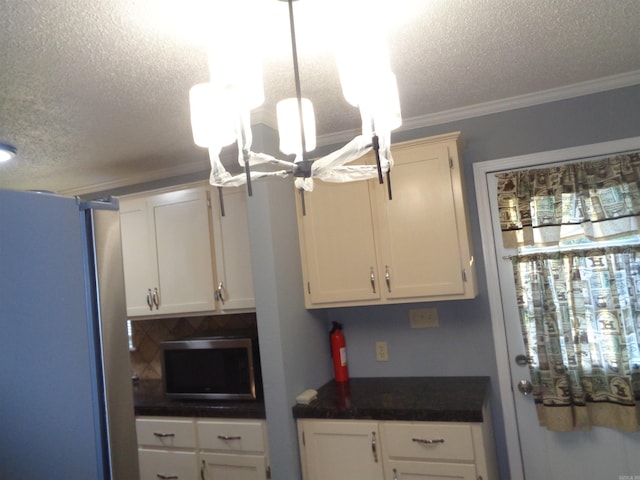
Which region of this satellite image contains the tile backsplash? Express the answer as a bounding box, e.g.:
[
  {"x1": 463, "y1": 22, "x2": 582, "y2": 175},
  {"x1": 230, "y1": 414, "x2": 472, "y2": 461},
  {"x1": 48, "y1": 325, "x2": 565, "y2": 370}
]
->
[{"x1": 129, "y1": 312, "x2": 257, "y2": 379}]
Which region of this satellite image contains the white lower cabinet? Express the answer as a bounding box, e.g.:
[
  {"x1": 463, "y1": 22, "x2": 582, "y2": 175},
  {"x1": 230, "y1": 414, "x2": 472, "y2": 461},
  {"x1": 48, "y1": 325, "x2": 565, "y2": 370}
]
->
[
  {"x1": 297, "y1": 420, "x2": 384, "y2": 480},
  {"x1": 200, "y1": 453, "x2": 268, "y2": 480},
  {"x1": 198, "y1": 419, "x2": 269, "y2": 480},
  {"x1": 136, "y1": 417, "x2": 269, "y2": 480},
  {"x1": 136, "y1": 417, "x2": 198, "y2": 480},
  {"x1": 138, "y1": 449, "x2": 198, "y2": 480},
  {"x1": 297, "y1": 419, "x2": 497, "y2": 480}
]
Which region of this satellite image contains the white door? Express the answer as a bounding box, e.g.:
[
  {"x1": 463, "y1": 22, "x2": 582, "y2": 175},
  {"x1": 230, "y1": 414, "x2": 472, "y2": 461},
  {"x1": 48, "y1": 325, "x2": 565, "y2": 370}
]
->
[{"x1": 475, "y1": 137, "x2": 640, "y2": 480}]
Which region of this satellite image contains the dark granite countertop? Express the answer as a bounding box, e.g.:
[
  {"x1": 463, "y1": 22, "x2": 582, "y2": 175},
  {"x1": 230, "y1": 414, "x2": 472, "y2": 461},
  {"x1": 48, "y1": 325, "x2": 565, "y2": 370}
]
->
[
  {"x1": 292, "y1": 376, "x2": 490, "y2": 423},
  {"x1": 133, "y1": 379, "x2": 266, "y2": 419}
]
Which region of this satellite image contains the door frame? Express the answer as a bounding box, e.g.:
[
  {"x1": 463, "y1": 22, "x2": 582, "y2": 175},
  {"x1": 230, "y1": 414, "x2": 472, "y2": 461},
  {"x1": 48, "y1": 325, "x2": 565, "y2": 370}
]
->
[{"x1": 473, "y1": 136, "x2": 640, "y2": 480}]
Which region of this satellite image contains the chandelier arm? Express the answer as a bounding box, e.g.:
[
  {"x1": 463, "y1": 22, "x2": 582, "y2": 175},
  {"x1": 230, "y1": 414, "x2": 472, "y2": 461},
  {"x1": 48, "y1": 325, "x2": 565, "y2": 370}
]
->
[
  {"x1": 309, "y1": 135, "x2": 372, "y2": 175},
  {"x1": 314, "y1": 163, "x2": 390, "y2": 183},
  {"x1": 246, "y1": 151, "x2": 296, "y2": 169},
  {"x1": 210, "y1": 170, "x2": 293, "y2": 188}
]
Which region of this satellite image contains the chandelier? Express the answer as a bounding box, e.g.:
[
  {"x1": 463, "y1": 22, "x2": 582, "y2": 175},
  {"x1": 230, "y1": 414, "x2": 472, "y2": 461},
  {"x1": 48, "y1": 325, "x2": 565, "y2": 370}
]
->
[{"x1": 188, "y1": 0, "x2": 402, "y2": 200}]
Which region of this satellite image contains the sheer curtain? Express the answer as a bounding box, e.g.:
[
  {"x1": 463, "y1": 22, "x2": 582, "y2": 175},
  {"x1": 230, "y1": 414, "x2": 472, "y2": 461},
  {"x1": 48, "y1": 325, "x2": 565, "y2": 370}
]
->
[{"x1": 497, "y1": 151, "x2": 640, "y2": 432}]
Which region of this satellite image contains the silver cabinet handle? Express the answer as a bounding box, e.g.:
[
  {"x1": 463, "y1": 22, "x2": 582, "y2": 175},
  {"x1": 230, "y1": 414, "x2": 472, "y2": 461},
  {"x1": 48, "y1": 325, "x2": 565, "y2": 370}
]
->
[
  {"x1": 153, "y1": 432, "x2": 175, "y2": 438},
  {"x1": 216, "y1": 281, "x2": 225, "y2": 304},
  {"x1": 392, "y1": 468, "x2": 398, "y2": 480},
  {"x1": 385, "y1": 265, "x2": 391, "y2": 293},
  {"x1": 152, "y1": 287, "x2": 160, "y2": 309},
  {"x1": 371, "y1": 431, "x2": 378, "y2": 463},
  {"x1": 146, "y1": 289, "x2": 153, "y2": 310},
  {"x1": 370, "y1": 267, "x2": 376, "y2": 293},
  {"x1": 217, "y1": 434, "x2": 241, "y2": 440},
  {"x1": 200, "y1": 460, "x2": 206, "y2": 480},
  {"x1": 156, "y1": 475, "x2": 178, "y2": 479},
  {"x1": 412, "y1": 437, "x2": 445, "y2": 445}
]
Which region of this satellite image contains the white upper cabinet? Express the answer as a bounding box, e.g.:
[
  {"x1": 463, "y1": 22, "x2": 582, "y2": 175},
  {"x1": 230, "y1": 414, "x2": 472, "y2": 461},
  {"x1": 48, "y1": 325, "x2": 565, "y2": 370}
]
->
[
  {"x1": 119, "y1": 183, "x2": 254, "y2": 317},
  {"x1": 209, "y1": 186, "x2": 255, "y2": 312},
  {"x1": 296, "y1": 132, "x2": 476, "y2": 308}
]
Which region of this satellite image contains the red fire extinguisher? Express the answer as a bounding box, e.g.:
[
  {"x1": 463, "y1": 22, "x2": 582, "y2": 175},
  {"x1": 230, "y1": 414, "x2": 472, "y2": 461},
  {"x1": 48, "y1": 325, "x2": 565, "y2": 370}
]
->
[{"x1": 330, "y1": 322, "x2": 349, "y2": 382}]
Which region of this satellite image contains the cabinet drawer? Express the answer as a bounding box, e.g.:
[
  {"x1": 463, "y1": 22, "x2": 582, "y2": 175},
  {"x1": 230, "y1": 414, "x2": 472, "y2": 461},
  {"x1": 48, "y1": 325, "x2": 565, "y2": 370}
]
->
[
  {"x1": 136, "y1": 417, "x2": 196, "y2": 449},
  {"x1": 200, "y1": 452, "x2": 268, "y2": 480},
  {"x1": 380, "y1": 422, "x2": 474, "y2": 461},
  {"x1": 385, "y1": 459, "x2": 477, "y2": 480},
  {"x1": 197, "y1": 420, "x2": 265, "y2": 453},
  {"x1": 138, "y1": 448, "x2": 197, "y2": 480}
]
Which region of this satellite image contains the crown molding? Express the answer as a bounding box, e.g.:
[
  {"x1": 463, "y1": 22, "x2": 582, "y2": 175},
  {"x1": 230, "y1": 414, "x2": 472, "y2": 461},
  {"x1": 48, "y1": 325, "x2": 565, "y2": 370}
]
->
[
  {"x1": 397, "y1": 70, "x2": 640, "y2": 133},
  {"x1": 66, "y1": 70, "x2": 640, "y2": 196},
  {"x1": 59, "y1": 159, "x2": 208, "y2": 196},
  {"x1": 318, "y1": 70, "x2": 640, "y2": 146}
]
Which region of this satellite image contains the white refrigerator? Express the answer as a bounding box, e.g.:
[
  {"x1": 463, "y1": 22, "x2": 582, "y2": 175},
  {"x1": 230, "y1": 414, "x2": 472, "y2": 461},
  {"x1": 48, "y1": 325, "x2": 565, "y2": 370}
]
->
[{"x1": 0, "y1": 189, "x2": 139, "y2": 479}]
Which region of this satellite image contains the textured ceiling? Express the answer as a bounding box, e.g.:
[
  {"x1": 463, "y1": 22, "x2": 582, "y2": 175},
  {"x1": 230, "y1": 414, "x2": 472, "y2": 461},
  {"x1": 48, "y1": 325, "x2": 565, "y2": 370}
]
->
[{"x1": 0, "y1": 0, "x2": 639, "y2": 195}]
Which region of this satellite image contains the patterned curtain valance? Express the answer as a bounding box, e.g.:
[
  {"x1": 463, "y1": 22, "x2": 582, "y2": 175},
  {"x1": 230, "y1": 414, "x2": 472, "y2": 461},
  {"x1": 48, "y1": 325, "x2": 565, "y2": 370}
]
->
[{"x1": 496, "y1": 151, "x2": 640, "y2": 248}]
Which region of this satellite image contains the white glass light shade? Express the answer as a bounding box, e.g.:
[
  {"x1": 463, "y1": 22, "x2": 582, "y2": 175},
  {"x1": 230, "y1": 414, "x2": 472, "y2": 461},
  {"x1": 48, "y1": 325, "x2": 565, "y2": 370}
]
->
[
  {"x1": 336, "y1": 32, "x2": 392, "y2": 108},
  {"x1": 276, "y1": 98, "x2": 316, "y2": 155},
  {"x1": 361, "y1": 71, "x2": 402, "y2": 135},
  {"x1": 189, "y1": 83, "x2": 236, "y2": 148}
]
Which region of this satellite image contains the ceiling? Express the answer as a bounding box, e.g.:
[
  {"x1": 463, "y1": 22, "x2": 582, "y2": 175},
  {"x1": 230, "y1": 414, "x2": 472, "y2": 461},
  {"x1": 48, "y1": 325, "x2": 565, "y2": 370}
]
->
[{"x1": 1, "y1": 0, "x2": 639, "y2": 195}]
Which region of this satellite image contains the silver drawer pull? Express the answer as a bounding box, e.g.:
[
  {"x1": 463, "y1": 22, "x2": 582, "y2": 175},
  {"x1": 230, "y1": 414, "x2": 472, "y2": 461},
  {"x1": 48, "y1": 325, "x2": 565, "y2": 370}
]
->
[
  {"x1": 153, "y1": 432, "x2": 175, "y2": 438},
  {"x1": 412, "y1": 437, "x2": 445, "y2": 445},
  {"x1": 218, "y1": 434, "x2": 241, "y2": 441},
  {"x1": 156, "y1": 474, "x2": 178, "y2": 479}
]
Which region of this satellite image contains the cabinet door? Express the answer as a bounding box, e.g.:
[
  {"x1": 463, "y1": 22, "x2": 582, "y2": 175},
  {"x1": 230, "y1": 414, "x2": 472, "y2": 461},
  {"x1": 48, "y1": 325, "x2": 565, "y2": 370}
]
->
[
  {"x1": 120, "y1": 197, "x2": 160, "y2": 316},
  {"x1": 138, "y1": 448, "x2": 197, "y2": 480},
  {"x1": 200, "y1": 452, "x2": 267, "y2": 480},
  {"x1": 384, "y1": 460, "x2": 477, "y2": 480},
  {"x1": 373, "y1": 139, "x2": 473, "y2": 300},
  {"x1": 296, "y1": 180, "x2": 381, "y2": 306},
  {"x1": 150, "y1": 187, "x2": 217, "y2": 315},
  {"x1": 298, "y1": 420, "x2": 384, "y2": 480},
  {"x1": 210, "y1": 187, "x2": 255, "y2": 311}
]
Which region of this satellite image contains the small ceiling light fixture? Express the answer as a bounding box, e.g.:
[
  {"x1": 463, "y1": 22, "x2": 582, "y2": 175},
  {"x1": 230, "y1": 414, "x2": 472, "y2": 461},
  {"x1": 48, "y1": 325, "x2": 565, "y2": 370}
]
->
[
  {"x1": 189, "y1": 0, "x2": 402, "y2": 203},
  {"x1": 0, "y1": 143, "x2": 17, "y2": 163}
]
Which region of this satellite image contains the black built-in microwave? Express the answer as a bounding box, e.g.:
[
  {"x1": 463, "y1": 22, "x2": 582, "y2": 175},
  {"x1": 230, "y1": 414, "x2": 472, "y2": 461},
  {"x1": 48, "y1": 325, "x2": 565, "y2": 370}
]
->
[{"x1": 160, "y1": 335, "x2": 262, "y2": 401}]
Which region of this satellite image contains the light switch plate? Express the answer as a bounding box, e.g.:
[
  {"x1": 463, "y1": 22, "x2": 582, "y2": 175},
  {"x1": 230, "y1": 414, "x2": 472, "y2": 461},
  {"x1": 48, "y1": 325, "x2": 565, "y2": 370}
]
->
[{"x1": 409, "y1": 308, "x2": 439, "y2": 328}]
